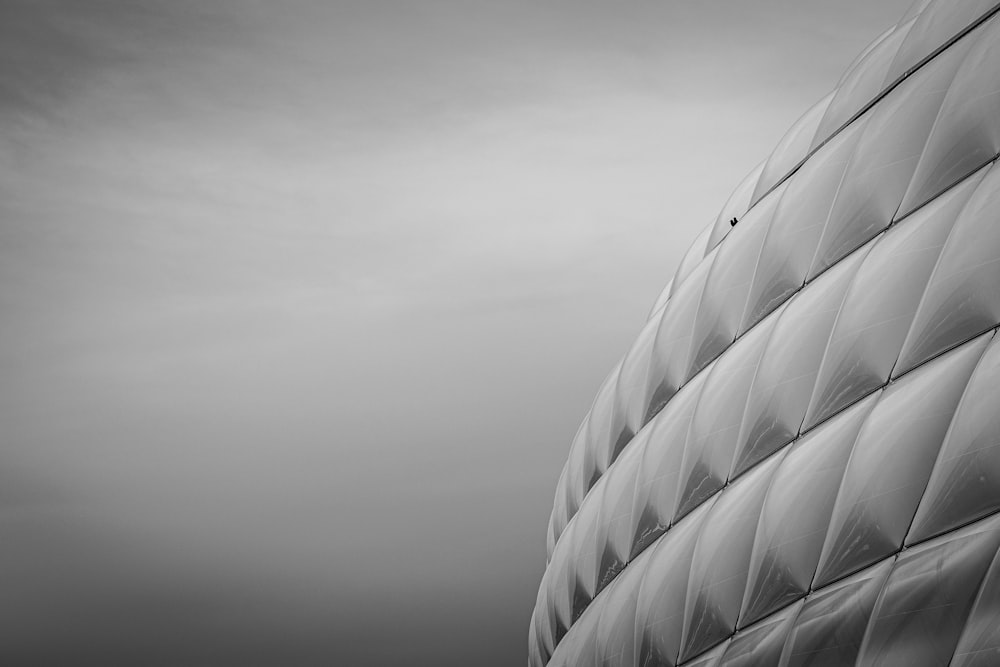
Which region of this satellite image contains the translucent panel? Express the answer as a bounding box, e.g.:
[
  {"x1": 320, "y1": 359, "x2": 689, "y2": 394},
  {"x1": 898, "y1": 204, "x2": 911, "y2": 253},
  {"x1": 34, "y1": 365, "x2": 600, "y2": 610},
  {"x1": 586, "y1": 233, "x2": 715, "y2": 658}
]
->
[
  {"x1": 528, "y1": 617, "x2": 542, "y2": 667},
  {"x1": 815, "y1": 334, "x2": 990, "y2": 587},
  {"x1": 811, "y1": 19, "x2": 913, "y2": 150},
  {"x1": 612, "y1": 313, "x2": 662, "y2": 460},
  {"x1": 733, "y1": 248, "x2": 867, "y2": 477},
  {"x1": 533, "y1": 573, "x2": 557, "y2": 664},
  {"x1": 688, "y1": 182, "x2": 788, "y2": 376},
  {"x1": 630, "y1": 371, "x2": 711, "y2": 558},
  {"x1": 740, "y1": 118, "x2": 868, "y2": 334},
  {"x1": 885, "y1": 0, "x2": 1000, "y2": 84},
  {"x1": 849, "y1": 24, "x2": 901, "y2": 79},
  {"x1": 645, "y1": 255, "x2": 718, "y2": 423},
  {"x1": 672, "y1": 226, "x2": 713, "y2": 297},
  {"x1": 553, "y1": 495, "x2": 576, "y2": 562},
  {"x1": 648, "y1": 277, "x2": 674, "y2": 322},
  {"x1": 898, "y1": 15, "x2": 1000, "y2": 217},
  {"x1": 718, "y1": 600, "x2": 802, "y2": 667},
  {"x1": 804, "y1": 168, "x2": 985, "y2": 429},
  {"x1": 783, "y1": 559, "x2": 893, "y2": 667},
  {"x1": 634, "y1": 501, "x2": 714, "y2": 667},
  {"x1": 595, "y1": 546, "x2": 653, "y2": 667},
  {"x1": 908, "y1": 330, "x2": 1000, "y2": 543},
  {"x1": 563, "y1": 378, "x2": 612, "y2": 533},
  {"x1": 951, "y1": 548, "x2": 1000, "y2": 667},
  {"x1": 676, "y1": 309, "x2": 784, "y2": 520},
  {"x1": 557, "y1": 413, "x2": 593, "y2": 545},
  {"x1": 537, "y1": 618, "x2": 556, "y2": 666},
  {"x1": 896, "y1": 162, "x2": 1000, "y2": 375},
  {"x1": 559, "y1": 598, "x2": 601, "y2": 667},
  {"x1": 548, "y1": 518, "x2": 580, "y2": 643},
  {"x1": 535, "y1": 582, "x2": 561, "y2": 666},
  {"x1": 679, "y1": 455, "x2": 783, "y2": 663},
  {"x1": 595, "y1": 440, "x2": 645, "y2": 595},
  {"x1": 570, "y1": 477, "x2": 609, "y2": 620},
  {"x1": 584, "y1": 361, "x2": 626, "y2": 488},
  {"x1": 808, "y1": 36, "x2": 973, "y2": 279},
  {"x1": 547, "y1": 464, "x2": 568, "y2": 562},
  {"x1": 857, "y1": 514, "x2": 1000, "y2": 667},
  {"x1": 708, "y1": 162, "x2": 766, "y2": 251},
  {"x1": 740, "y1": 395, "x2": 877, "y2": 627},
  {"x1": 751, "y1": 93, "x2": 834, "y2": 206}
]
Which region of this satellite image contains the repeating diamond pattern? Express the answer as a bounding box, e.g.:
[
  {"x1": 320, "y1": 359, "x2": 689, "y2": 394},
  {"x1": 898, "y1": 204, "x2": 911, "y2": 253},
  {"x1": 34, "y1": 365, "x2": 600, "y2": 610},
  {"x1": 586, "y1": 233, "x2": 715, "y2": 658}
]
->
[{"x1": 531, "y1": 1, "x2": 1000, "y2": 665}]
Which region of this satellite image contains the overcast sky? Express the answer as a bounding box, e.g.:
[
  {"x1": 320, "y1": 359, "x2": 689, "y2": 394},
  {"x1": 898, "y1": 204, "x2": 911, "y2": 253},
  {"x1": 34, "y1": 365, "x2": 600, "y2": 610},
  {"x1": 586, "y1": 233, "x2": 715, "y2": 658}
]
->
[{"x1": 0, "y1": 1, "x2": 914, "y2": 665}]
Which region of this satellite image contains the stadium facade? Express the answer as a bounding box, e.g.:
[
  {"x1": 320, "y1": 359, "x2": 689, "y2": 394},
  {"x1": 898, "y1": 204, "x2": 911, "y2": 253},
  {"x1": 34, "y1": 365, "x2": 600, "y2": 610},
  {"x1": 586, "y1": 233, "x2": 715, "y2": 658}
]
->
[{"x1": 530, "y1": 1, "x2": 1000, "y2": 665}]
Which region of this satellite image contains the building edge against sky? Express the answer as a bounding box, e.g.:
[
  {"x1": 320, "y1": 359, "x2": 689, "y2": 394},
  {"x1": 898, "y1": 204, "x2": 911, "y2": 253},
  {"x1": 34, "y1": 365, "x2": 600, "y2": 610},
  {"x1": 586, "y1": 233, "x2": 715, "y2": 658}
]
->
[{"x1": 531, "y1": 1, "x2": 1000, "y2": 665}]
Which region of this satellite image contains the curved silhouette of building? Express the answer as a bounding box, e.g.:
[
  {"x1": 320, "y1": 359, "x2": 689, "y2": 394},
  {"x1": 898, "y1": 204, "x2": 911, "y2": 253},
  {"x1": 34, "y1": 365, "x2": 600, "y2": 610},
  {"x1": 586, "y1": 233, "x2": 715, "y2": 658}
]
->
[{"x1": 530, "y1": 1, "x2": 1000, "y2": 665}]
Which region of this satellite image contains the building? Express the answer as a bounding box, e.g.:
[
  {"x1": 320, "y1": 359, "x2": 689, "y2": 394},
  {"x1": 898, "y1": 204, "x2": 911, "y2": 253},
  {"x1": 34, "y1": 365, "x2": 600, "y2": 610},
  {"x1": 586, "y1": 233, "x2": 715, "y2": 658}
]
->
[{"x1": 530, "y1": 1, "x2": 1000, "y2": 665}]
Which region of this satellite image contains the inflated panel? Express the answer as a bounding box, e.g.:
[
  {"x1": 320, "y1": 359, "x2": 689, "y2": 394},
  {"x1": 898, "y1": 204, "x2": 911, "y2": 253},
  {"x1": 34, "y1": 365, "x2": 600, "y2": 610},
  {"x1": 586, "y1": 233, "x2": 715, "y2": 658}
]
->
[
  {"x1": 629, "y1": 370, "x2": 711, "y2": 558},
  {"x1": 857, "y1": 514, "x2": 1000, "y2": 667},
  {"x1": 595, "y1": 546, "x2": 653, "y2": 667},
  {"x1": 803, "y1": 166, "x2": 985, "y2": 430},
  {"x1": 807, "y1": 32, "x2": 974, "y2": 279},
  {"x1": 740, "y1": 119, "x2": 867, "y2": 334},
  {"x1": 885, "y1": 0, "x2": 1000, "y2": 85},
  {"x1": 896, "y1": 161, "x2": 1000, "y2": 375},
  {"x1": 646, "y1": 254, "x2": 717, "y2": 423},
  {"x1": 951, "y1": 545, "x2": 1000, "y2": 667},
  {"x1": 734, "y1": 248, "x2": 867, "y2": 477},
  {"x1": 750, "y1": 93, "x2": 833, "y2": 206},
  {"x1": 739, "y1": 395, "x2": 877, "y2": 627},
  {"x1": 811, "y1": 19, "x2": 914, "y2": 151},
  {"x1": 679, "y1": 456, "x2": 782, "y2": 662},
  {"x1": 816, "y1": 333, "x2": 991, "y2": 587},
  {"x1": 595, "y1": 441, "x2": 644, "y2": 595},
  {"x1": 708, "y1": 162, "x2": 765, "y2": 251},
  {"x1": 898, "y1": 14, "x2": 1000, "y2": 217},
  {"x1": 783, "y1": 560, "x2": 893, "y2": 667},
  {"x1": 647, "y1": 277, "x2": 674, "y2": 322},
  {"x1": 672, "y1": 226, "x2": 713, "y2": 298},
  {"x1": 689, "y1": 183, "x2": 787, "y2": 377},
  {"x1": 909, "y1": 330, "x2": 1000, "y2": 543},
  {"x1": 676, "y1": 309, "x2": 783, "y2": 520},
  {"x1": 634, "y1": 501, "x2": 714, "y2": 667},
  {"x1": 718, "y1": 601, "x2": 801, "y2": 667}
]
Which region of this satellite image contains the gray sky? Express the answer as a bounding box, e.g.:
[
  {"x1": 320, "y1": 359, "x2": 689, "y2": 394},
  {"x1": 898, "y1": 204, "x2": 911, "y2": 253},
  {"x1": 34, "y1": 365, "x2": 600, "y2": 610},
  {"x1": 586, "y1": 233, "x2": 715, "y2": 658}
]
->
[{"x1": 0, "y1": 1, "x2": 913, "y2": 665}]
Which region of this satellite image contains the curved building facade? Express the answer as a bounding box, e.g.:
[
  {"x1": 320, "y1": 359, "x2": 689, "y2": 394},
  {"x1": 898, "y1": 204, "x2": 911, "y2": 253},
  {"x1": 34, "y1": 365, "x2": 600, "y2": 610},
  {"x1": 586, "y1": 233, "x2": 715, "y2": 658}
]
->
[{"x1": 530, "y1": 1, "x2": 1000, "y2": 665}]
